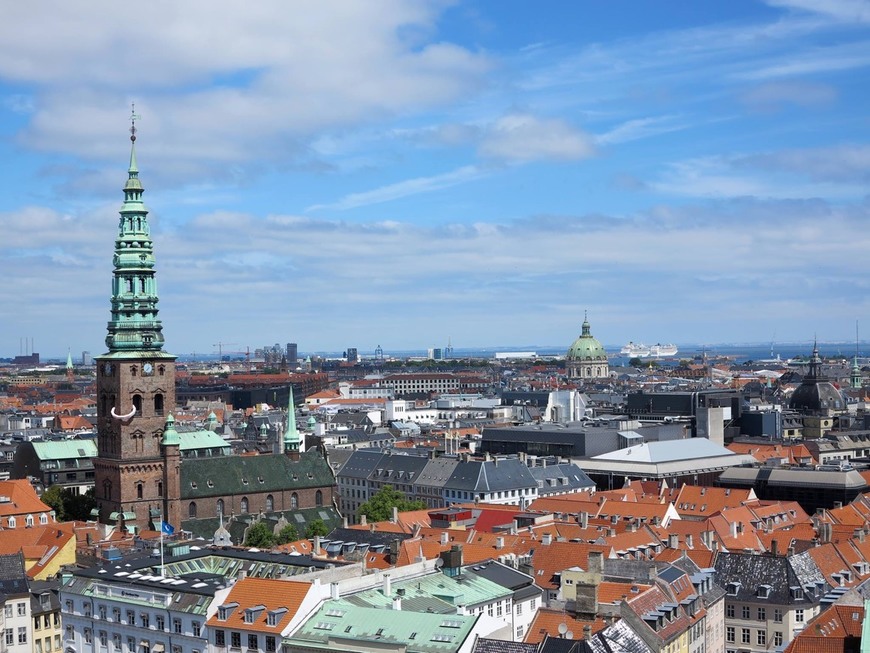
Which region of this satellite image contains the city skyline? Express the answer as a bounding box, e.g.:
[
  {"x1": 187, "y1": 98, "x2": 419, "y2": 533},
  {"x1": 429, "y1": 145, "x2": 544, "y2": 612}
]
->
[{"x1": 1, "y1": 1, "x2": 869, "y2": 355}]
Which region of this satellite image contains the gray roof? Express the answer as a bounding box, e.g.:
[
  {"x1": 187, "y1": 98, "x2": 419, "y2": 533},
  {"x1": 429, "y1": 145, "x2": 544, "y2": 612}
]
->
[
  {"x1": 714, "y1": 551, "x2": 829, "y2": 605},
  {"x1": 366, "y1": 451, "x2": 430, "y2": 484},
  {"x1": 474, "y1": 639, "x2": 538, "y2": 653},
  {"x1": 718, "y1": 466, "x2": 869, "y2": 490},
  {"x1": 335, "y1": 450, "x2": 388, "y2": 480},
  {"x1": 446, "y1": 458, "x2": 537, "y2": 493},
  {"x1": 0, "y1": 553, "x2": 28, "y2": 597},
  {"x1": 529, "y1": 462, "x2": 595, "y2": 494},
  {"x1": 415, "y1": 457, "x2": 461, "y2": 489}
]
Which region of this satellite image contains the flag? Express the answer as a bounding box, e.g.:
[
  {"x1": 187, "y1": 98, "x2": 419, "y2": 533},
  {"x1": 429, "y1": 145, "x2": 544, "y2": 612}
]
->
[{"x1": 160, "y1": 521, "x2": 175, "y2": 536}]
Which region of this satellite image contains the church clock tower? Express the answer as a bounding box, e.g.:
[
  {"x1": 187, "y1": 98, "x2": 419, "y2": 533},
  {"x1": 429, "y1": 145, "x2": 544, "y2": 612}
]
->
[{"x1": 94, "y1": 113, "x2": 178, "y2": 531}]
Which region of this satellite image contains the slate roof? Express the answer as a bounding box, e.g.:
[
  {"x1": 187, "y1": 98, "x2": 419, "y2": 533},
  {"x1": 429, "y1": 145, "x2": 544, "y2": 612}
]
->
[
  {"x1": 0, "y1": 552, "x2": 28, "y2": 597},
  {"x1": 530, "y1": 463, "x2": 595, "y2": 495},
  {"x1": 180, "y1": 449, "x2": 334, "y2": 499},
  {"x1": 446, "y1": 458, "x2": 537, "y2": 493},
  {"x1": 334, "y1": 449, "x2": 383, "y2": 479},
  {"x1": 474, "y1": 638, "x2": 537, "y2": 653},
  {"x1": 714, "y1": 550, "x2": 829, "y2": 605}
]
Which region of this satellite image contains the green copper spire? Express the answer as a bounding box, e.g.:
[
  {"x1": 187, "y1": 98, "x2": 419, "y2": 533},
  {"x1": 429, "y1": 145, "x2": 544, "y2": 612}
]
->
[
  {"x1": 66, "y1": 349, "x2": 73, "y2": 370},
  {"x1": 105, "y1": 108, "x2": 166, "y2": 354},
  {"x1": 283, "y1": 386, "x2": 301, "y2": 453},
  {"x1": 161, "y1": 413, "x2": 180, "y2": 446}
]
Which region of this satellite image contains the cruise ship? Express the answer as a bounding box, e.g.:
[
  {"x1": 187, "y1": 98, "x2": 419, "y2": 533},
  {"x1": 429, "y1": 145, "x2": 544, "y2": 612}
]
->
[{"x1": 620, "y1": 342, "x2": 678, "y2": 358}]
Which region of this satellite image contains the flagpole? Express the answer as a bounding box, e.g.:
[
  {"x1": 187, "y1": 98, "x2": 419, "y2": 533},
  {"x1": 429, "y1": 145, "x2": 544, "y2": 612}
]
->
[{"x1": 159, "y1": 514, "x2": 165, "y2": 578}]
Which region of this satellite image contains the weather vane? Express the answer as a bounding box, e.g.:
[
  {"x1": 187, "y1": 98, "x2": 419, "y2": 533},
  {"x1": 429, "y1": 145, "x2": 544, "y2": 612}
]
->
[{"x1": 130, "y1": 103, "x2": 141, "y2": 142}]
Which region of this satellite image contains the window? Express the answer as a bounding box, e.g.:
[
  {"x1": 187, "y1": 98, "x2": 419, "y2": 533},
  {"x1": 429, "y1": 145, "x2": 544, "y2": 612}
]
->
[
  {"x1": 112, "y1": 608, "x2": 120, "y2": 622},
  {"x1": 757, "y1": 630, "x2": 766, "y2": 646},
  {"x1": 113, "y1": 634, "x2": 121, "y2": 650},
  {"x1": 137, "y1": 483, "x2": 144, "y2": 500},
  {"x1": 141, "y1": 614, "x2": 149, "y2": 629},
  {"x1": 156, "y1": 616, "x2": 164, "y2": 631},
  {"x1": 741, "y1": 628, "x2": 750, "y2": 644},
  {"x1": 266, "y1": 495, "x2": 274, "y2": 512},
  {"x1": 6, "y1": 630, "x2": 13, "y2": 646},
  {"x1": 84, "y1": 629, "x2": 92, "y2": 645},
  {"x1": 215, "y1": 631, "x2": 225, "y2": 647},
  {"x1": 99, "y1": 605, "x2": 107, "y2": 620},
  {"x1": 742, "y1": 605, "x2": 750, "y2": 619},
  {"x1": 192, "y1": 622, "x2": 201, "y2": 638},
  {"x1": 774, "y1": 631, "x2": 783, "y2": 646},
  {"x1": 127, "y1": 611, "x2": 135, "y2": 626},
  {"x1": 35, "y1": 616, "x2": 41, "y2": 631},
  {"x1": 217, "y1": 499, "x2": 224, "y2": 516},
  {"x1": 84, "y1": 603, "x2": 92, "y2": 618},
  {"x1": 757, "y1": 607, "x2": 766, "y2": 621},
  {"x1": 316, "y1": 490, "x2": 323, "y2": 507},
  {"x1": 795, "y1": 609, "x2": 804, "y2": 623},
  {"x1": 774, "y1": 608, "x2": 783, "y2": 623},
  {"x1": 37, "y1": 639, "x2": 43, "y2": 653},
  {"x1": 247, "y1": 634, "x2": 257, "y2": 650},
  {"x1": 189, "y1": 502, "x2": 197, "y2": 519},
  {"x1": 4, "y1": 605, "x2": 10, "y2": 618},
  {"x1": 100, "y1": 631, "x2": 108, "y2": 647},
  {"x1": 265, "y1": 636, "x2": 276, "y2": 652},
  {"x1": 157, "y1": 482, "x2": 163, "y2": 498},
  {"x1": 726, "y1": 604, "x2": 734, "y2": 618},
  {"x1": 154, "y1": 394, "x2": 164, "y2": 416},
  {"x1": 240, "y1": 498, "x2": 248, "y2": 514},
  {"x1": 17, "y1": 628, "x2": 27, "y2": 645},
  {"x1": 231, "y1": 632, "x2": 241, "y2": 649},
  {"x1": 726, "y1": 627, "x2": 735, "y2": 643},
  {"x1": 65, "y1": 627, "x2": 73, "y2": 642},
  {"x1": 290, "y1": 493, "x2": 298, "y2": 509},
  {"x1": 173, "y1": 619, "x2": 182, "y2": 634},
  {"x1": 44, "y1": 615, "x2": 50, "y2": 629}
]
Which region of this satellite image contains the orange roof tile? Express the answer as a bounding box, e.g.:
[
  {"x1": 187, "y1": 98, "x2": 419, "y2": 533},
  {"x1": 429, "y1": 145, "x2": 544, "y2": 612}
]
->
[
  {"x1": 205, "y1": 578, "x2": 311, "y2": 632},
  {"x1": 524, "y1": 608, "x2": 606, "y2": 644}
]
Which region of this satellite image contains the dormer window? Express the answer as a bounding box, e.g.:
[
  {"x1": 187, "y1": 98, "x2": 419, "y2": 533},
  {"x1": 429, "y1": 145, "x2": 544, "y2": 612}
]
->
[
  {"x1": 266, "y1": 608, "x2": 287, "y2": 627},
  {"x1": 243, "y1": 606, "x2": 265, "y2": 624},
  {"x1": 217, "y1": 602, "x2": 238, "y2": 621},
  {"x1": 757, "y1": 585, "x2": 771, "y2": 599},
  {"x1": 790, "y1": 586, "x2": 803, "y2": 600},
  {"x1": 727, "y1": 581, "x2": 742, "y2": 596}
]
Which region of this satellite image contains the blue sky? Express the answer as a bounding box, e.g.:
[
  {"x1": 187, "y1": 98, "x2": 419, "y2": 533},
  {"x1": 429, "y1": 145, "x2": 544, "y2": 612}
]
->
[{"x1": 1, "y1": 0, "x2": 869, "y2": 358}]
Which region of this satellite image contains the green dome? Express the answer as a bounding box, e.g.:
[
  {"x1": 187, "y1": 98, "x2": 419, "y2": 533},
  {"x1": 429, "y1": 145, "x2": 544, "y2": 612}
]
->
[
  {"x1": 566, "y1": 318, "x2": 607, "y2": 361},
  {"x1": 161, "y1": 413, "x2": 180, "y2": 446}
]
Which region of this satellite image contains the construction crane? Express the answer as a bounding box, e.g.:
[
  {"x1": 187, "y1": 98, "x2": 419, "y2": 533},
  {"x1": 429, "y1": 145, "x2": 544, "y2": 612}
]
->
[{"x1": 213, "y1": 342, "x2": 238, "y2": 361}]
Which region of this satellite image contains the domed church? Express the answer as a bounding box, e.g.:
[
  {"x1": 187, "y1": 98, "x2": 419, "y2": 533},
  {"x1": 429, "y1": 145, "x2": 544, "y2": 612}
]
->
[{"x1": 566, "y1": 314, "x2": 610, "y2": 380}]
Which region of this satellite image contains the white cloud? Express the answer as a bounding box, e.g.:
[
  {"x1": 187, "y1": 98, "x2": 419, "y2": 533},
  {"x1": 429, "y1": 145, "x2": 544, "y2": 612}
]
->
[
  {"x1": 478, "y1": 113, "x2": 595, "y2": 163},
  {"x1": 765, "y1": 0, "x2": 870, "y2": 23},
  {"x1": 596, "y1": 115, "x2": 688, "y2": 145},
  {"x1": 306, "y1": 165, "x2": 484, "y2": 211},
  {"x1": 740, "y1": 80, "x2": 837, "y2": 109}
]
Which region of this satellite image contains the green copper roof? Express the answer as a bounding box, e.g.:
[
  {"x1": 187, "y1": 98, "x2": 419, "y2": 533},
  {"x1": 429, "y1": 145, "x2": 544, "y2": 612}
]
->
[
  {"x1": 105, "y1": 127, "x2": 168, "y2": 355},
  {"x1": 29, "y1": 439, "x2": 98, "y2": 461},
  {"x1": 566, "y1": 315, "x2": 607, "y2": 361},
  {"x1": 66, "y1": 350, "x2": 73, "y2": 369},
  {"x1": 284, "y1": 386, "x2": 301, "y2": 451},
  {"x1": 161, "y1": 413, "x2": 180, "y2": 447}
]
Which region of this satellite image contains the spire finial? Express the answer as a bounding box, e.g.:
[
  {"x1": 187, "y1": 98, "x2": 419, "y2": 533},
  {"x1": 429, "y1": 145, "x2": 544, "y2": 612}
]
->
[{"x1": 130, "y1": 103, "x2": 140, "y2": 143}]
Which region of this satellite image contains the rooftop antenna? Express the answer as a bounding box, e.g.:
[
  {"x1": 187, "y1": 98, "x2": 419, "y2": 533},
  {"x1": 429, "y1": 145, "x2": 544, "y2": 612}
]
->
[{"x1": 130, "y1": 103, "x2": 139, "y2": 142}]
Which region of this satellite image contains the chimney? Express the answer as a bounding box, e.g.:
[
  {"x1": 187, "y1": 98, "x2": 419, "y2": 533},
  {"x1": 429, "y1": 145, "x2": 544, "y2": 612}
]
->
[
  {"x1": 821, "y1": 522, "x2": 832, "y2": 544},
  {"x1": 834, "y1": 501, "x2": 843, "y2": 509},
  {"x1": 495, "y1": 536, "x2": 505, "y2": 550},
  {"x1": 771, "y1": 539, "x2": 778, "y2": 557},
  {"x1": 730, "y1": 521, "x2": 738, "y2": 539},
  {"x1": 583, "y1": 624, "x2": 592, "y2": 641},
  {"x1": 542, "y1": 533, "x2": 553, "y2": 546},
  {"x1": 580, "y1": 512, "x2": 589, "y2": 529},
  {"x1": 392, "y1": 597, "x2": 402, "y2": 611},
  {"x1": 391, "y1": 506, "x2": 399, "y2": 523},
  {"x1": 588, "y1": 550, "x2": 603, "y2": 576},
  {"x1": 382, "y1": 574, "x2": 392, "y2": 596},
  {"x1": 668, "y1": 533, "x2": 679, "y2": 549},
  {"x1": 342, "y1": 515, "x2": 348, "y2": 529},
  {"x1": 440, "y1": 531, "x2": 449, "y2": 545},
  {"x1": 610, "y1": 514, "x2": 618, "y2": 525},
  {"x1": 330, "y1": 582, "x2": 340, "y2": 600},
  {"x1": 313, "y1": 535, "x2": 322, "y2": 556},
  {"x1": 787, "y1": 545, "x2": 795, "y2": 557},
  {"x1": 360, "y1": 514, "x2": 367, "y2": 526}
]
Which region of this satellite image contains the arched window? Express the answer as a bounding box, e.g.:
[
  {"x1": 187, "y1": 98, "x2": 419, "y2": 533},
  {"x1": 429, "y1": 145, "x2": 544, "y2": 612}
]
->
[
  {"x1": 241, "y1": 497, "x2": 249, "y2": 514},
  {"x1": 158, "y1": 365, "x2": 165, "y2": 376},
  {"x1": 217, "y1": 499, "x2": 224, "y2": 516},
  {"x1": 100, "y1": 394, "x2": 108, "y2": 416},
  {"x1": 265, "y1": 495, "x2": 274, "y2": 512},
  {"x1": 39, "y1": 513, "x2": 48, "y2": 525},
  {"x1": 315, "y1": 490, "x2": 323, "y2": 507},
  {"x1": 157, "y1": 481, "x2": 163, "y2": 497},
  {"x1": 26, "y1": 515, "x2": 34, "y2": 527},
  {"x1": 290, "y1": 493, "x2": 298, "y2": 510},
  {"x1": 103, "y1": 480, "x2": 112, "y2": 500},
  {"x1": 188, "y1": 502, "x2": 197, "y2": 519},
  {"x1": 154, "y1": 394, "x2": 164, "y2": 416},
  {"x1": 130, "y1": 365, "x2": 137, "y2": 377},
  {"x1": 132, "y1": 395, "x2": 142, "y2": 413},
  {"x1": 8, "y1": 517, "x2": 15, "y2": 528},
  {"x1": 136, "y1": 483, "x2": 143, "y2": 500}
]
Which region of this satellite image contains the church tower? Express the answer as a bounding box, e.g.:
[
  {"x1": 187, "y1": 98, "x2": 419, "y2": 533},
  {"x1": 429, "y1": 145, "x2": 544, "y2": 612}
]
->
[{"x1": 94, "y1": 113, "x2": 177, "y2": 531}]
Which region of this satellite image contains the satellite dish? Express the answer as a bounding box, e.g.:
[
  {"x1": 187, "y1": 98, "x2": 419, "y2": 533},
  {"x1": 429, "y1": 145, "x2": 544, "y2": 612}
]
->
[
  {"x1": 566, "y1": 631, "x2": 574, "y2": 639},
  {"x1": 558, "y1": 623, "x2": 568, "y2": 635}
]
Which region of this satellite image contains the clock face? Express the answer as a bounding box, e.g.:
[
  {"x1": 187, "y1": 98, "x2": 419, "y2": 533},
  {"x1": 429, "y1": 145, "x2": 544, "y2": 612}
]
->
[
  {"x1": 143, "y1": 362, "x2": 154, "y2": 375},
  {"x1": 103, "y1": 363, "x2": 113, "y2": 376}
]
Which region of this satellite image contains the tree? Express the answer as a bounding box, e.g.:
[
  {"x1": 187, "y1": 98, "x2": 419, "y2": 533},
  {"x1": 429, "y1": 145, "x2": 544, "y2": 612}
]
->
[
  {"x1": 628, "y1": 357, "x2": 643, "y2": 368},
  {"x1": 358, "y1": 485, "x2": 426, "y2": 523},
  {"x1": 41, "y1": 485, "x2": 66, "y2": 521},
  {"x1": 244, "y1": 522, "x2": 275, "y2": 548},
  {"x1": 275, "y1": 524, "x2": 299, "y2": 544},
  {"x1": 65, "y1": 488, "x2": 97, "y2": 521},
  {"x1": 304, "y1": 518, "x2": 328, "y2": 538}
]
